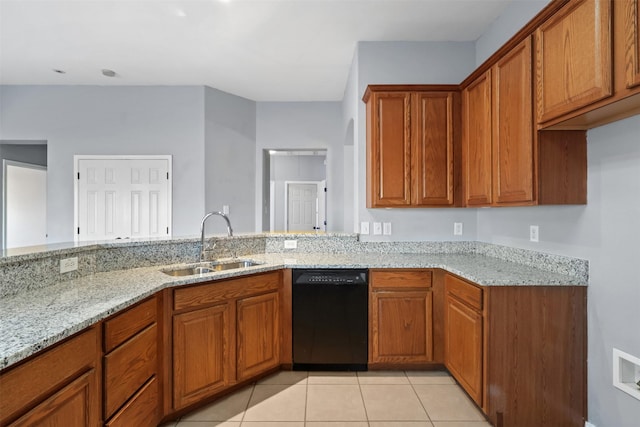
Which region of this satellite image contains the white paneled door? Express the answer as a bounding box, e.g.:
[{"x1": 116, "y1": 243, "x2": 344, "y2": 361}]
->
[
  {"x1": 75, "y1": 156, "x2": 171, "y2": 241},
  {"x1": 285, "y1": 181, "x2": 325, "y2": 232}
]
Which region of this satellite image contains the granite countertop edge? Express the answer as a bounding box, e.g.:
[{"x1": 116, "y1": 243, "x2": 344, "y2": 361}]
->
[{"x1": 0, "y1": 252, "x2": 587, "y2": 370}]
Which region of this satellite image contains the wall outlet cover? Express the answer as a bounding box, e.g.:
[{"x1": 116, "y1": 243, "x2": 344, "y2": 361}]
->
[
  {"x1": 454, "y1": 222, "x2": 463, "y2": 236},
  {"x1": 60, "y1": 257, "x2": 78, "y2": 273},
  {"x1": 529, "y1": 225, "x2": 539, "y2": 242}
]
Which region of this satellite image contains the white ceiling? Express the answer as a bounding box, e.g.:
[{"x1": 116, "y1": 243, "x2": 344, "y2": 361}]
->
[{"x1": 0, "y1": 0, "x2": 517, "y2": 101}]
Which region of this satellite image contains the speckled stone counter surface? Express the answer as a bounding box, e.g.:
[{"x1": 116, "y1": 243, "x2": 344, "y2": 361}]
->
[{"x1": 0, "y1": 236, "x2": 588, "y2": 371}]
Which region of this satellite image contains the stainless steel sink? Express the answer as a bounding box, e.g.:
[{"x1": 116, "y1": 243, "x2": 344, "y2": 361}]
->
[
  {"x1": 209, "y1": 260, "x2": 260, "y2": 271},
  {"x1": 162, "y1": 260, "x2": 260, "y2": 276}
]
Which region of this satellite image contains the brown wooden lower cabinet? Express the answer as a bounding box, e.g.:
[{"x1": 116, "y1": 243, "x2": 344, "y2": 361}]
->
[
  {"x1": 444, "y1": 273, "x2": 587, "y2": 427},
  {"x1": 0, "y1": 327, "x2": 101, "y2": 427},
  {"x1": 170, "y1": 270, "x2": 282, "y2": 412},
  {"x1": 172, "y1": 302, "x2": 231, "y2": 410},
  {"x1": 369, "y1": 269, "x2": 435, "y2": 366},
  {"x1": 236, "y1": 291, "x2": 280, "y2": 382}
]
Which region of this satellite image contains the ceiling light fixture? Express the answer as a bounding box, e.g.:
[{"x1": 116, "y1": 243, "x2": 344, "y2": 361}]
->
[{"x1": 101, "y1": 69, "x2": 117, "y2": 77}]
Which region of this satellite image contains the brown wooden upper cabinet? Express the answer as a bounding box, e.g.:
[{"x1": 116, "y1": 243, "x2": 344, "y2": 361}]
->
[
  {"x1": 535, "y1": 0, "x2": 613, "y2": 124},
  {"x1": 364, "y1": 86, "x2": 460, "y2": 208},
  {"x1": 463, "y1": 38, "x2": 536, "y2": 206},
  {"x1": 626, "y1": 0, "x2": 640, "y2": 88}
]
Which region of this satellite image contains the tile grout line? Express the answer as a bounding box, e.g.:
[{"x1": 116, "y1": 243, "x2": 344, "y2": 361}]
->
[
  {"x1": 356, "y1": 371, "x2": 372, "y2": 426},
  {"x1": 406, "y1": 370, "x2": 435, "y2": 426}
]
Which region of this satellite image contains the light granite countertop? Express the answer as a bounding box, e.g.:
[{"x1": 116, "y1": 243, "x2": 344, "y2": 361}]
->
[{"x1": 0, "y1": 252, "x2": 587, "y2": 371}]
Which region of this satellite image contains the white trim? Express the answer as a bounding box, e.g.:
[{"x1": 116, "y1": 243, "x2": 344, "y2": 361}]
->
[
  {"x1": 613, "y1": 348, "x2": 640, "y2": 401},
  {"x1": 3, "y1": 160, "x2": 47, "y2": 250},
  {"x1": 283, "y1": 180, "x2": 325, "y2": 232},
  {"x1": 73, "y1": 155, "x2": 172, "y2": 241},
  {"x1": 269, "y1": 180, "x2": 275, "y2": 232}
]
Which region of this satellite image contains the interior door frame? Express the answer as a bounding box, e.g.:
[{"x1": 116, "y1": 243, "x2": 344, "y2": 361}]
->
[
  {"x1": 2, "y1": 160, "x2": 47, "y2": 250},
  {"x1": 73, "y1": 154, "x2": 172, "y2": 242},
  {"x1": 283, "y1": 180, "x2": 326, "y2": 232}
]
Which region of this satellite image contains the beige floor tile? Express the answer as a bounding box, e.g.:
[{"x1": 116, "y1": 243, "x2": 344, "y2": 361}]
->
[
  {"x1": 241, "y1": 423, "x2": 304, "y2": 427},
  {"x1": 308, "y1": 371, "x2": 359, "y2": 384},
  {"x1": 176, "y1": 422, "x2": 240, "y2": 427},
  {"x1": 180, "y1": 386, "x2": 253, "y2": 422},
  {"x1": 370, "y1": 422, "x2": 434, "y2": 427},
  {"x1": 431, "y1": 422, "x2": 492, "y2": 427},
  {"x1": 306, "y1": 385, "x2": 368, "y2": 421},
  {"x1": 413, "y1": 385, "x2": 484, "y2": 421},
  {"x1": 361, "y1": 384, "x2": 429, "y2": 421},
  {"x1": 257, "y1": 370, "x2": 308, "y2": 385},
  {"x1": 243, "y1": 384, "x2": 307, "y2": 422},
  {"x1": 405, "y1": 371, "x2": 456, "y2": 385},
  {"x1": 357, "y1": 370, "x2": 410, "y2": 384},
  {"x1": 306, "y1": 423, "x2": 369, "y2": 427}
]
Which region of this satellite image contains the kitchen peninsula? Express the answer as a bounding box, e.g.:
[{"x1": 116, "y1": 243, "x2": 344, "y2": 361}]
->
[{"x1": 0, "y1": 234, "x2": 587, "y2": 427}]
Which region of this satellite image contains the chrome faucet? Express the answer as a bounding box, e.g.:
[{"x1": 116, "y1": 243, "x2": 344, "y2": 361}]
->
[{"x1": 200, "y1": 211, "x2": 233, "y2": 262}]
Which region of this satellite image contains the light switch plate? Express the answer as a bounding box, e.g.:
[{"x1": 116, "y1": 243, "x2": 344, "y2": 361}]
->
[
  {"x1": 530, "y1": 225, "x2": 539, "y2": 242},
  {"x1": 360, "y1": 222, "x2": 370, "y2": 235},
  {"x1": 383, "y1": 222, "x2": 392, "y2": 235},
  {"x1": 373, "y1": 222, "x2": 382, "y2": 235}
]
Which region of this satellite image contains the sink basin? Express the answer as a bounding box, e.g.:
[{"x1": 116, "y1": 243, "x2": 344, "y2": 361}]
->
[
  {"x1": 209, "y1": 260, "x2": 260, "y2": 271},
  {"x1": 162, "y1": 260, "x2": 261, "y2": 276}
]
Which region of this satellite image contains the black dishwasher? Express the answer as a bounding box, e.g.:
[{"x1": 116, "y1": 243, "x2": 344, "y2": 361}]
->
[{"x1": 292, "y1": 269, "x2": 368, "y2": 371}]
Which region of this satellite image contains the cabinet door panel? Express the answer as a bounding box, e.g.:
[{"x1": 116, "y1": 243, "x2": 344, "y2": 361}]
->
[
  {"x1": 237, "y1": 292, "x2": 280, "y2": 381},
  {"x1": 173, "y1": 304, "x2": 230, "y2": 410},
  {"x1": 106, "y1": 377, "x2": 158, "y2": 427},
  {"x1": 371, "y1": 291, "x2": 433, "y2": 363},
  {"x1": 463, "y1": 71, "x2": 492, "y2": 206},
  {"x1": 412, "y1": 92, "x2": 455, "y2": 206},
  {"x1": 626, "y1": 0, "x2": 640, "y2": 88},
  {"x1": 535, "y1": 0, "x2": 612, "y2": 122},
  {"x1": 493, "y1": 37, "x2": 534, "y2": 204},
  {"x1": 11, "y1": 370, "x2": 98, "y2": 427},
  {"x1": 445, "y1": 296, "x2": 482, "y2": 405},
  {"x1": 368, "y1": 92, "x2": 412, "y2": 206}
]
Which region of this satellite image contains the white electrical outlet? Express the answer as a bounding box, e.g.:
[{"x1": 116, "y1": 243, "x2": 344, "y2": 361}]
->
[
  {"x1": 454, "y1": 222, "x2": 463, "y2": 236},
  {"x1": 373, "y1": 222, "x2": 382, "y2": 235},
  {"x1": 383, "y1": 222, "x2": 392, "y2": 235},
  {"x1": 360, "y1": 222, "x2": 370, "y2": 235},
  {"x1": 222, "y1": 205, "x2": 230, "y2": 215},
  {"x1": 530, "y1": 225, "x2": 539, "y2": 242},
  {"x1": 284, "y1": 240, "x2": 297, "y2": 249},
  {"x1": 60, "y1": 257, "x2": 78, "y2": 273}
]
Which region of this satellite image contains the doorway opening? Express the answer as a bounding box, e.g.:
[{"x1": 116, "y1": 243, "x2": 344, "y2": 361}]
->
[
  {"x1": 3, "y1": 161, "x2": 48, "y2": 249},
  {"x1": 265, "y1": 149, "x2": 327, "y2": 232}
]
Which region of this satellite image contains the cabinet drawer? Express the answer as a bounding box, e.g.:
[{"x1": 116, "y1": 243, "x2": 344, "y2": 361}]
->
[
  {"x1": 370, "y1": 269, "x2": 432, "y2": 290},
  {"x1": 174, "y1": 271, "x2": 281, "y2": 311},
  {"x1": 104, "y1": 296, "x2": 157, "y2": 352},
  {"x1": 104, "y1": 323, "x2": 157, "y2": 419},
  {"x1": 445, "y1": 274, "x2": 483, "y2": 311},
  {"x1": 105, "y1": 377, "x2": 158, "y2": 427},
  {"x1": 0, "y1": 327, "x2": 99, "y2": 425}
]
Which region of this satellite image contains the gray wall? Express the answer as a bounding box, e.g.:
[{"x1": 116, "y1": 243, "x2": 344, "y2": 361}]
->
[
  {"x1": 0, "y1": 142, "x2": 48, "y2": 246},
  {"x1": 351, "y1": 41, "x2": 479, "y2": 241},
  {"x1": 0, "y1": 86, "x2": 206, "y2": 242},
  {"x1": 255, "y1": 102, "x2": 343, "y2": 232},
  {"x1": 475, "y1": 2, "x2": 640, "y2": 425},
  {"x1": 204, "y1": 87, "x2": 256, "y2": 235}
]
